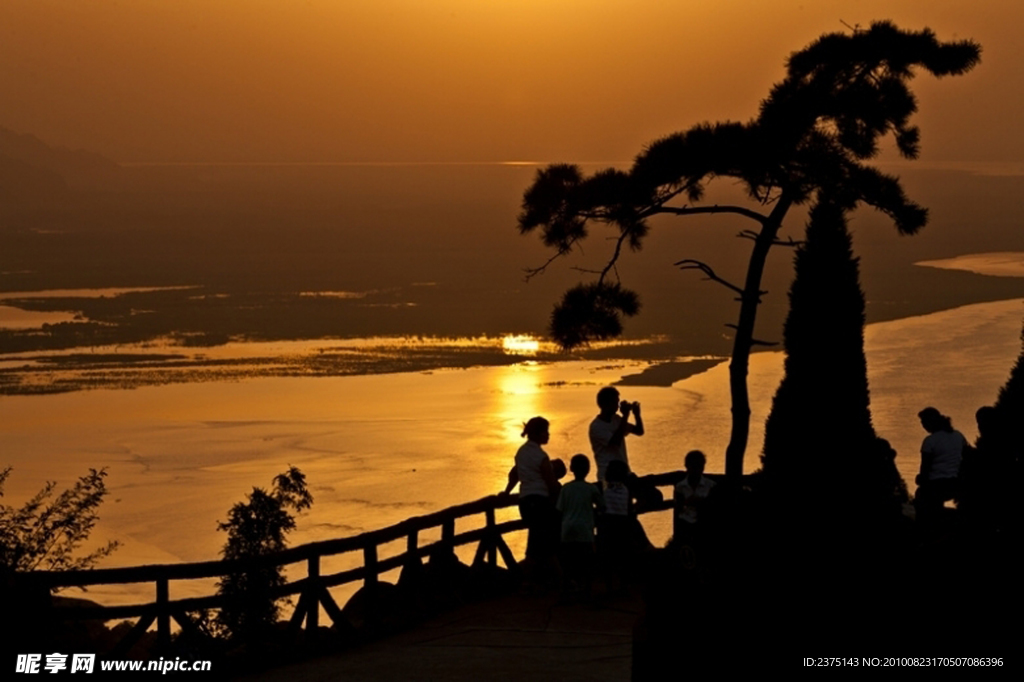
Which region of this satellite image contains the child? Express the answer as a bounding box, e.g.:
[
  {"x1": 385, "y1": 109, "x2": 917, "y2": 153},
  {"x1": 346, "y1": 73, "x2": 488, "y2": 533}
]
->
[
  {"x1": 599, "y1": 459, "x2": 633, "y2": 594},
  {"x1": 556, "y1": 454, "x2": 604, "y2": 596},
  {"x1": 672, "y1": 450, "x2": 716, "y2": 551}
]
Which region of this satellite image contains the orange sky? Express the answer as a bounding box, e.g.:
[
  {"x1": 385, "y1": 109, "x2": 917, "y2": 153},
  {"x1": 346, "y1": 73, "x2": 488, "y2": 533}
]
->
[{"x1": 1, "y1": 1, "x2": 1021, "y2": 163}]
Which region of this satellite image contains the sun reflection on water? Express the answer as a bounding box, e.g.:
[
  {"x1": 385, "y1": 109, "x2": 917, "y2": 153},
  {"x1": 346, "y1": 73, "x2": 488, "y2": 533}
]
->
[{"x1": 495, "y1": 362, "x2": 543, "y2": 447}]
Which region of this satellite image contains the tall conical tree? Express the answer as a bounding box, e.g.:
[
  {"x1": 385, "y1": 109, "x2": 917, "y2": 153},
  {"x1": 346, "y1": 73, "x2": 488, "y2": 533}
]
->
[
  {"x1": 995, "y1": 320, "x2": 1024, "y2": 414},
  {"x1": 761, "y1": 194, "x2": 887, "y2": 518},
  {"x1": 994, "y1": 318, "x2": 1024, "y2": 454}
]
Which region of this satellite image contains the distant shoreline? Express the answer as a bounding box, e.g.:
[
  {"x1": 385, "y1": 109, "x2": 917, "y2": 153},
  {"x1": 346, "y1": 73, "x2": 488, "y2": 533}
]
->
[
  {"x1": 2, "y1": 294, "x2": 1021, "y2": 396},
  {"x1": 3, "y1": 252, "x2": 1024, "y2": 396}
]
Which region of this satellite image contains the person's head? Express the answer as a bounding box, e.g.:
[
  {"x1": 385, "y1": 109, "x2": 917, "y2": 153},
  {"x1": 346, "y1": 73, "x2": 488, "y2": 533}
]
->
[
  {"x1": 596, "y1": 387, "x2": 620, "y2": 414},
  {"x1": 605, "y1": 459, "x2": 628, "y2": 483},
  {"x1": 918, "y1": 407, "x2": 952, "y2": 433},
  {"x1": 552, "y1": 458, "x2": 568, "y2": 481},
  {"x1": 684, "y1": 450, "x2": 706, "y2": 477},
  {"x1": 521, "y1": 416, "x2": 550, "y2": 444},
  {"x1": 569, "y1": 454, "x2": 590, "y2": 480},
  {"x1": 975, "y1": 405, "x2": 1000, "y2": 439}
]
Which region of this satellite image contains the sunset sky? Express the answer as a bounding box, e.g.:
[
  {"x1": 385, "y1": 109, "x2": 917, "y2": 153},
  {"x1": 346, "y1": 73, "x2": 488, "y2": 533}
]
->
[
  {"x1": 4, "y1": 4, "x2": 1024, "y2": 645},
  {"x1": 2, "y1": 1, "x2": 1022, "y2": 164}
]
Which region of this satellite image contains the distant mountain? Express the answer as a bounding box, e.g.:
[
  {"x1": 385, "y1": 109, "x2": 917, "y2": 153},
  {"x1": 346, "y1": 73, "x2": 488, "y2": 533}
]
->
[
  {"x1": 0, "y1": 126, "x2": 126, "y2": 191},
  {"x1": 0, "y1": 154, "x2": 69, "y2": 210}
]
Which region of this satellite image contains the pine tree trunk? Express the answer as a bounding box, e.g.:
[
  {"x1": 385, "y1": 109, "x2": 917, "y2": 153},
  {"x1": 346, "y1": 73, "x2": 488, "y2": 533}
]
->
[{"x1": 724, "y1": 195, "x2": 793, "y2": 484}]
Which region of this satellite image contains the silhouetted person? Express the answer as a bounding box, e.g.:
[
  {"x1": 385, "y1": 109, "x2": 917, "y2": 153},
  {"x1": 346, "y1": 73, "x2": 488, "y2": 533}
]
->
[
  {"x1": 504, "y1": 457, "x2": 566, "y2": 496},
  {"x1": 509, "y1": 416, "x2": 559, "y2": 591},
  {"x1": 589, "y1": 387, "x2": 644, "y2": 484},
  {"x1": 556, "y1": 454, "x2": 604, "y2": 597},
  {"x1": 961, "y1": 406, "x2": 1014, "y2": 533},
  {"x1": 599, "y1": 459, "x2": 636, "y2": 594},
  {"x1": 915, "y1": 407, "x2": 967, "y2": 529},
  {"x1": 673, "y1": 450, "x2": 716, "y2": 549}
]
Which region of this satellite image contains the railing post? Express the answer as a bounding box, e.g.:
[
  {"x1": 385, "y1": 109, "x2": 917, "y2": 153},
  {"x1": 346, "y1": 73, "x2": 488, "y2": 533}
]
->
[
  {"x1": 307, "y1": 554, "x2": 320, "y2": 637},
  {"x1": 442, "y1": 519, "x2": 455, "y2": 551},
  {"x1": 485, "y1": 508, "x2": 497, "y2": 566},
  {"x1": 364, "y1": 543, "x2": 378, "y2": 589},
  {"x1": 156, "y1": 576, "x2": 170, "y2": 649},
  {"x1": 407, "y1": 529, "x2": 419, "y2": 557}
]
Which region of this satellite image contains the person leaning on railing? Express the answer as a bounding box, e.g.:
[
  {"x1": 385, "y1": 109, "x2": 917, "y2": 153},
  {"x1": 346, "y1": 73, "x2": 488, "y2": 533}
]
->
[{"x1": 502, "y1": 416, "x2": 560, "y2": 590}]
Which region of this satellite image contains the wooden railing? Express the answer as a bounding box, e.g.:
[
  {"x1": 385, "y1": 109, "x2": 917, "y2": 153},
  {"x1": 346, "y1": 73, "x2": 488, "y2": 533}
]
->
[{"x1": 30, "y1": 469, "x2": 713, "y2": 655}]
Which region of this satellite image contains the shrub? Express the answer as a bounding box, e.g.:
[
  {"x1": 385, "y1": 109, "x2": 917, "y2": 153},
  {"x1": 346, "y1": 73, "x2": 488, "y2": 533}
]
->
[
  {"x1": 215, "y1": 466, "x2": 312, "y2": 644},
  {"x1": 0, "y1": 467, "x2": 119, "y2": 576}
]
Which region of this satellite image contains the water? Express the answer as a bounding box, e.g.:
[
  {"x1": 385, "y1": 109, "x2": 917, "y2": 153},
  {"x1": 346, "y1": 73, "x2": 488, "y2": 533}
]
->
[
  {"x1": 2, "y1": 297, "x2": 1021, "y2": 606},
  {"x1": 3, "y1": 160, "x2": 1024, "y2": 607}
]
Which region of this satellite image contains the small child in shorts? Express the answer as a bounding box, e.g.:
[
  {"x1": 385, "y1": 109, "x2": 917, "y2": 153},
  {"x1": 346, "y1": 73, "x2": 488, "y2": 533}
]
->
[{"x1": 556, "y1": 454, "x2": 604, "y2": 595}]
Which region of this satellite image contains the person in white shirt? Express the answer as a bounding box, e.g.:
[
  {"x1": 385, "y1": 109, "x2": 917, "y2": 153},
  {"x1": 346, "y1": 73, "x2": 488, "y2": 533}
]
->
[
  {"x1": 589, "y1": 386, "x2": 645, "y2": 484},
  {"x1": 511, "y1": 417, "x2": 559, "y2": 566},
  {"x1": 915, "y1": 406, "x2": 967, "y2": 526}
]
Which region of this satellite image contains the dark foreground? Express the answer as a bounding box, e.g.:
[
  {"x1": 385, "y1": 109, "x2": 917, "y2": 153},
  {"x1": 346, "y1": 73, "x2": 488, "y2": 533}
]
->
[
  {"x1": 8, "y1": 498, "x2": 1019, "y2": 678},
  {"x1": 249, "y1": 521, "x2": 1020, "y2": 679},
  {"x1": 242, "y1": 591, "x2": 640, "y2": 682}
]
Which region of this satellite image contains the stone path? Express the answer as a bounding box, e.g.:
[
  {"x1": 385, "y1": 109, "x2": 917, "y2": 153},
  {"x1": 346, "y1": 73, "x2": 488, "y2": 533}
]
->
[{"x1": 244, "y1": 591, "x2": 642, "y2": 682}]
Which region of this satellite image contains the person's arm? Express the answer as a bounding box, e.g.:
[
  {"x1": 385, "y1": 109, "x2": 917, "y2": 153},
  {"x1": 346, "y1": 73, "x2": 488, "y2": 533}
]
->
[
  {"x1": 629, "y1": 401, "x2": 645, "y2": 437},
  {"x1": 608, "y1": 402, "x2": 633, "y2": 447},
  {"x1": 502, "y1": 465, "x2": 519, "y2": 495},
  {"x1": 593, "y1": 484, "x2": 606, "y2": 514}
]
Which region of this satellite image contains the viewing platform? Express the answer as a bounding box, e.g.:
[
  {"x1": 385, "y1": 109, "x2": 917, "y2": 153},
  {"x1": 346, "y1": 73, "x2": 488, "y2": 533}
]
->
[{"x1": 21, "y1": 471, "x2": 702, "y2": 677}]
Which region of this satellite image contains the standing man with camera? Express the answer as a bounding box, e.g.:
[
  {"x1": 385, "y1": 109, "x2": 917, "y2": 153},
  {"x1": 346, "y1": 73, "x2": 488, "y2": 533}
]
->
[{"x1": 589, "y1": 386, "x2": 645, "y2": 485}]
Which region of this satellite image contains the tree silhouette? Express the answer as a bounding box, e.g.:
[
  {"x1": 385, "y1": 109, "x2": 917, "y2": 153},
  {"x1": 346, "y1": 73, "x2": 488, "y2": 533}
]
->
[
  {"x1": 759, "y1": 194, "x2": 899, "y2": 524},
  {"x1": 0, "y1": 467, "x2": 119, "y2": 575},
  {"x1": 215, "y1": 467, "x2": 312, "y2": 645},
  {"x1": 518, "y1": 23, "x2": 980, "y2": 482},
  {"x1": 762, "y1": 196, "x2": 874, "y2": 467},
  {"x1": 994, "y1": 318, "x2": 1024, "y2": 453}
]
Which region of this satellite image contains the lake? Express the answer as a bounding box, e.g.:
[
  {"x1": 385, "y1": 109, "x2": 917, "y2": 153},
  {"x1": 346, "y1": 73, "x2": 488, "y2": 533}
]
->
[{"x1": 2, "y1": 296, "x2": 1021, "y2": 606}]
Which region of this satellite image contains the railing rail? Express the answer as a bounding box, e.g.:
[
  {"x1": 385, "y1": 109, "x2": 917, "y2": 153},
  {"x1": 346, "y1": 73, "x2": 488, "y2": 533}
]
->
[{"x1": 27, "y1": 469, "x2": 728, "y2": 652}]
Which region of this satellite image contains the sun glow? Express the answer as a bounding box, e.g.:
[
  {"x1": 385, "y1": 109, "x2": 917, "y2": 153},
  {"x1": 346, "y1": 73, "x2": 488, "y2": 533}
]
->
[{"x1": 501, "y1": 334, "x2": 540, "y2": 355}]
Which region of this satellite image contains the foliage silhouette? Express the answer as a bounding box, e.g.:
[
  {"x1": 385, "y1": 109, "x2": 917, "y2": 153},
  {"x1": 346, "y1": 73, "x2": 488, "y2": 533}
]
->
[
  {"x1": 994, "y1": 319, "x2": 1024, "y2": 456},
  {"x1": 518, "y1": 22, "x2": 980, "y2": 481},
  {"x1": 760, "y1": 194, "x2": 907, "y2": 524},
  {"x1": 215, "y1": 466, "x2": 313, "y2": 645},
  {"x1": 995, "y1": 320, "x2": 1024, "y2": 415},
  {"x1": 762, "y1": 198, "x2": 874, "y2": 474},
  {"x1": 0, "y1": 467, "x2": 119, "y2": 577}
]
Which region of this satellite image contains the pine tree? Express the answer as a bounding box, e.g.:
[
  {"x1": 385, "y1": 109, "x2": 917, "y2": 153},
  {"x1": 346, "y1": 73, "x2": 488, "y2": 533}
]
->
[
  {"x1": 994, "y1": 319, "x2": 1024, "y2": 455},
  {"x1": 995, "y1": 320, "x2": 1024, "y2": 416},
  {"x1": 761, "y1": 196, "x2": 881, "y2": 514},
  {"x1": 518, "y1": 23, "x2": 980, "y2": 481}
]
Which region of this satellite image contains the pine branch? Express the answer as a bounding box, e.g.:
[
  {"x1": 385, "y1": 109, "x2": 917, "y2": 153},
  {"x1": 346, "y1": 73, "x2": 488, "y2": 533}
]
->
[
  {"x1": 524, "y1": 245, "x2": 573, "y2": 281},
  {"x1": 647, "y1": 204, "x2": 769, "y2": 223},
  {"x1": 675, "y1": 259, "x2": 745, "y2": 296}
]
